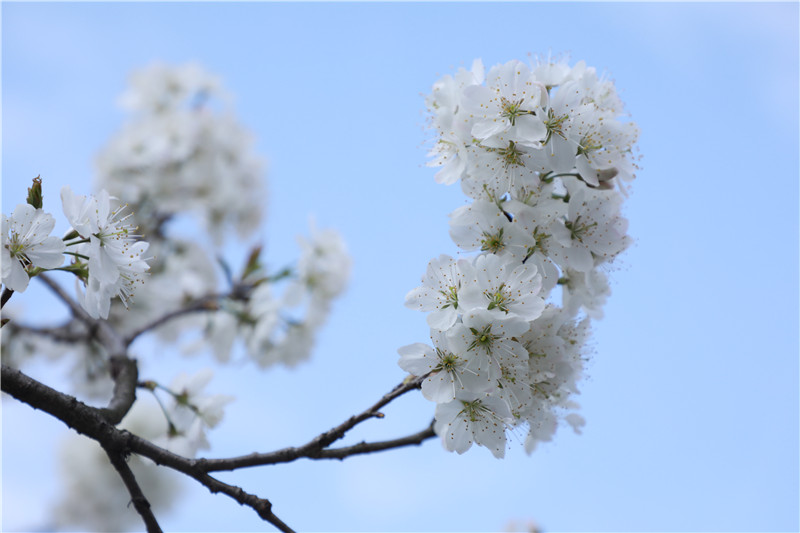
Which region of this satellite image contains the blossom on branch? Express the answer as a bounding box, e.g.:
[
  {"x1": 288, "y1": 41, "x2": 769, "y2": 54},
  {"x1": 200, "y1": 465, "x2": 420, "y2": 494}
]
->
[
  {"x1": 60, "y1": 186, "x2": 151, "y2": 319},
  {"x1": 400, "y1": 54, "x2": 639, "y2": 457}
]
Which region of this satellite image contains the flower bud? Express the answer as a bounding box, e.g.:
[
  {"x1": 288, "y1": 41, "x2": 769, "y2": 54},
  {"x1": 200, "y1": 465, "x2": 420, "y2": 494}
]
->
[{"x1": 26, "y1": 175, "x2": 43, "y2": 209}]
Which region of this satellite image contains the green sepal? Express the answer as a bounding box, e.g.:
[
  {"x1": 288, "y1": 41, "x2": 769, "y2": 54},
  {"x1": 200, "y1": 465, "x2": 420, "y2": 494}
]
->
[{"x1": 26, "y1": 176, "x2": 43, "y2": 209}]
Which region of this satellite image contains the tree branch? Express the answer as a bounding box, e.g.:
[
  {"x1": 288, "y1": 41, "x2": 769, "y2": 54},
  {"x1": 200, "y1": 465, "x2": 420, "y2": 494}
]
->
[
  {"x1": 316, "y1": 419, "x2": 436, "y2": 460},
  {"x1": 197, "y1": 375, "x2": 427, "y2": 472},
  {"x1": 1, "y1": 363, "x2": 431, "y2": 531},
  {"x1": 102, "y1": 446, "x2": 163, "y2": 533},
  {"x1": 1, "y1": 364, "x2": 294, "y2": 533}
]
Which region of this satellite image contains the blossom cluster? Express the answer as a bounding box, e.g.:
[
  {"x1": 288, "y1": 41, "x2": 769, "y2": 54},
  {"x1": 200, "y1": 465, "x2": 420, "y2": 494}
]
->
[
  {"x1": 2, "y1": 184, "x2": 152, "y2": 320},
  {"x1": 201, "y1": 221, "x2": 351, "y2": 368},
  {"x1": 399, "y1": 56, "x2": 638, "y2": 458},
  {"x1": 96, "y1": 62, "x2": 264, "y2": 242}
]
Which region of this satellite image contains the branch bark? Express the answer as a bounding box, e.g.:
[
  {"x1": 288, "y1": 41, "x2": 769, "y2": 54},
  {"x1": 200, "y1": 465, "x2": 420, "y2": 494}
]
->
[
  {"x1": 1, "y1": 363, "x2": 293, "y2": 533},
  {"x1": 1, "y1": 364, "x2": 432, "y2": 532}
]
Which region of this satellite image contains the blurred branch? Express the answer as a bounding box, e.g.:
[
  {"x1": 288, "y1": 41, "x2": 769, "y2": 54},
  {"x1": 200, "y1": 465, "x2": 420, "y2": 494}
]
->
[
  {"x1": 123, "y1": 295, "x2": 220, "y2": 346},
  {"x1": 102, "y1": 446, "x2": 163, "y2": 533},
  {"x1": 123, "y1": 283, "x2": 255, "y2": 347},
  {"x1": 4, "y1": 321, "x2": 93, "y2": 344},
  {"x1": 38, "y1": 273, "x2": 94, "y2": 327},
  {"x1": 38, "y1": 273, "x2": 137, "y2": 425}
]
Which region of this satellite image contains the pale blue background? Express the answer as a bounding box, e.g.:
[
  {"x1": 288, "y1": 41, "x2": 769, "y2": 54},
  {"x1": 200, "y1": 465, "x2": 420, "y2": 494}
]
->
[{"x1": 2, "y1": 2, "x2": 798, "y2": 532}]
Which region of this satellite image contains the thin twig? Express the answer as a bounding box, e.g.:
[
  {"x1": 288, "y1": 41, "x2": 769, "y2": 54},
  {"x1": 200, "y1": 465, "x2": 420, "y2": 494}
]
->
[
  {"x1": 198, "y1": 375, "x2": 427, "y2": 472},
  {"x1": 123, "y1": 284, "x2": 255, "y2": 347},
  {"x1": 103, "y1": 446, "x2": 163, "y2": 533},
  {"x1": 316, "y1": 419, "x2": 436, "y2": 460},
  {"x1": 5, "y1": 321, "x2": 92, "y2": 344}
]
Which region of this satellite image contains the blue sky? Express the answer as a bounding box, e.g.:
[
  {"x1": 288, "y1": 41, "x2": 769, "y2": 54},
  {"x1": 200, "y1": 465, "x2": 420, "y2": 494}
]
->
[{"x1": 2, "y1": 2, "x2": 798, "y2": 532}]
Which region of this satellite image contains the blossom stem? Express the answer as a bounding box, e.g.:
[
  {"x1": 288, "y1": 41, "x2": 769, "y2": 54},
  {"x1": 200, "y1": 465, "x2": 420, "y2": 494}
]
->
[
  {"x1": 141, "y1": 385, "x2": 180, "y2": 435},
  {"x1": 62, "y1": 251, "x2": 91, "y2": 260}
]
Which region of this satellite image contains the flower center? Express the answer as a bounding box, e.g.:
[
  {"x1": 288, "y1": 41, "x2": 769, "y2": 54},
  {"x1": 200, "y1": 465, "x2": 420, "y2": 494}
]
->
[
  {"x1": 544, "y1": 108, "x2": 569, "y2": 144},
  {"x1": 480, "y1": 227, "x2": 505, "y2": 253},
  {"x1": 565, "y1": 216, "x2": 597, "y2": 242},
  {"x1": 485, "y1": 283, "x2": 510, "y2": 313},
  {"x1": 499, "y1": 97, "x2": 527, "y2": 126},
  {"x1": 577, "y1": 133, "x2": 602, "y2": 156},
  {"x1": 439, "y1": 285, "x2": 459, "y2": 309},
  {"x1": 467, "y1": 324, "x2": 502, "y2": 353},
  {"x1": 434, "y1": 348, "x2": 461, "y2": 374},
  {"x1": 459, "y1": 399, "x2": 490, "y2": 423},
  {"x1": 492, "y1": 141, "x2": 525, "y2": 168}
]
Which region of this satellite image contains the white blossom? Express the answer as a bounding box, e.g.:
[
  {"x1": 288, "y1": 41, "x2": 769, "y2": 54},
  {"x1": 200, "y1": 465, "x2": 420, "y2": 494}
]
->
[
  {"x1": 447, "y1": 308, "x2": 530, "y2": 387},
  {"x1": 404, "y1": 254, "x2": 472, "y2": 331},
  {"x1": 434, "y1": 392, "x2": 513, "y2": 458},
  {"x1": 458, "y1": 252, "x2": 545, "y2": 321},
  {"x1": 157, "y1": 368, "x2": 234, "y2": 458},
  {"x1": 398, "y1": 329, "x2": 488, "y2": 403},
  {"x1": 548, "y1": 184, "x2": 630, "y2": 272},
  {"x1": 61, "y1": 186, "x2": 151, "y2": 318},
  {"x1": 291, "y1": 222, "x2": 351, "y2": 302},
  {"x1": 462, "y1": 60, "x2": 548, "y2": 149},
  {"x1": 449, "y1": 200, "x2": 533, "y2": 259},
  {"x1": 97, "y1": 64, "x2": 264, "y2": 242},
  {"x1": 2, "y1": 204, "x2": 65, "y2": 292}
]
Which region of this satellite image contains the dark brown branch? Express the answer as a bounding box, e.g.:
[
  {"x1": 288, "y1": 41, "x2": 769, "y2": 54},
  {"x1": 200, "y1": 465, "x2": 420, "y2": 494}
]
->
[
  {"x1": 1, "y1": 364, "x2": 294, "y2": 533},
  {"x1": 198, "y1": 375, "x2": 427, "y2": 472},
  {"x1": 103, "y1": 446, "x2": 163, "y2": 533}
]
